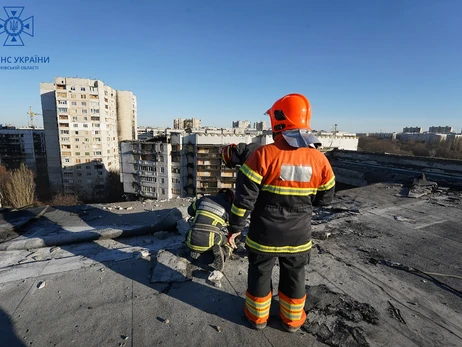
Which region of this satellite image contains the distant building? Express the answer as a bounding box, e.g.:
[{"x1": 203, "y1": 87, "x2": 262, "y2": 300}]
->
[
  {"x1": 40, "y1": 77, "x2": 137, "y2": 199},
  {"x1": 403, "y1": 127, "x2": 423, "y2": 133},
  {"x1": 429, "y1": 126, "x2": 453, "y2": 134},
  {"x1": 0, "y1": 126, "x2": 48, "y2": 196},
  {"x1": 173, "y1": 118, "x2": 184, "y2": 130},
  {"x1": 184, "y1": 118, "x2": 201, "y2": 129},
  {"x1": 232, "y1": 120, "x2": 251, "y2": 129},
  {"x1": 254, "y1": 121, "x2": 268, "y2": 131},
  {"x1": 137, "y1": 127, "x2": 165, "y2": 141}
]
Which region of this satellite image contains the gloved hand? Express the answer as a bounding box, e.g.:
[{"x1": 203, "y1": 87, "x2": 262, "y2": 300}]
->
[{"x1": 228, "y1": 231, "x2": 241, "y2": 249}]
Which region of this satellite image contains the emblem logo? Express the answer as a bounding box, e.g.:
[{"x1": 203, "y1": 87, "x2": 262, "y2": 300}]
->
[{"x1": 0, "y1": 6, "x2": 34, "y2": 46}]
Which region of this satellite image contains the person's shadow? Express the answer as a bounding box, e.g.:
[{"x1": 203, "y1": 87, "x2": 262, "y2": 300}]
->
[
  {"x1": 1, "y1": 204, "x2": 250, "y2": 329},
  {"x1": 0, "y1": 308, "x2": 27, "y2": 347}
]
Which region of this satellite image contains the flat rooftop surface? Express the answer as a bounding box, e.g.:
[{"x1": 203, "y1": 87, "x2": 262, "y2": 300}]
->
[{"x1": 0, "y1": 183, "x2": 461, "y2": 347}]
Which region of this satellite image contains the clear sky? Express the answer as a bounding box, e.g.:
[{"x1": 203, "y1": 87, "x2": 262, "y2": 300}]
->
[{"x1": 0, "y1": 0, "x2": 460, "y2": 133}]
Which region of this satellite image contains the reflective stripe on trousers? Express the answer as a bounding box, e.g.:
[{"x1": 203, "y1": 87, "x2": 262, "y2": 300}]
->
[
  {"x1": 279, "y1": 291, "x2": 306, "y2": 327},
  {"x1": 244, "y1": 291, "x2": 271, "y2": 325}
]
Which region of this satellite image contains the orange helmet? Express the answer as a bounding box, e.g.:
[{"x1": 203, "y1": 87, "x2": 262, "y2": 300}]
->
[
  {"x1": 265, "y1": 93, "x2": 312, "y2": 132},
  {"x1": 221, "y1": 143, "x2": 236, "y2": 167}
]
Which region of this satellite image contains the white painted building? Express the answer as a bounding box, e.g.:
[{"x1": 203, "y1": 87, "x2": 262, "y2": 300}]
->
[{"x1": 40, "y1": 77, "x2": 137, "y2": 200}]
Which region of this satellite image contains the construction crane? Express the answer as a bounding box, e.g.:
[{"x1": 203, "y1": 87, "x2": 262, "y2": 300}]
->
[{"x1": 27, "y1": 106, "x2": 42, "y2": 128}]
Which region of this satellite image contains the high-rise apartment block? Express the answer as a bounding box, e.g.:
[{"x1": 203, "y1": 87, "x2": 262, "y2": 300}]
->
[
  {"x1": 403, "y1": 127, "x2": 423, "y2": 134},
  {"x1": 254, "y1": 121, "x2": 268, "y2": 131},
  {"x1": 429, "y1": 126, "x2": 453, "y2": 134},
  {"x1": 232, "y1": 120, "x2": 251, "y2": 129},
  {"x1": 40, "y1": 77, "x2": 137, "y2": 199}
]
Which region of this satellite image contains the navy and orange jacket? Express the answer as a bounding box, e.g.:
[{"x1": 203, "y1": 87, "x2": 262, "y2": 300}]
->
[{"x1": 229, "y1": 134, "x2": 335, "y2": 256}]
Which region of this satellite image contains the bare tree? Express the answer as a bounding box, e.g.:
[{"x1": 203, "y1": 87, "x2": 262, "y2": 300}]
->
[{"x1": 4, "y1": 163, "x2": 36, "y2": 209}]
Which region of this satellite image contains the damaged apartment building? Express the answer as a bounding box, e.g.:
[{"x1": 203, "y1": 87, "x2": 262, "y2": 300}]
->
[{"x1": 119, "y1": 129, "x2": 359, "y2": 200}]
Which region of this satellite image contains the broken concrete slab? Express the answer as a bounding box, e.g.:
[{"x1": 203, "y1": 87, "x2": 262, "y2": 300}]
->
[{"x1": 151, "y1": 250, "x2": 192, "y2": 283}]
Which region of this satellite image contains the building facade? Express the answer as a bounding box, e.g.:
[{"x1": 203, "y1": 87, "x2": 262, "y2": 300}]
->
[
  {"x1": 429, "y1": 126, "x2": 453, "y2": 134},
  {"x1": 40, "y1": 77, "x2": 137, "y2": 200},
  {"x1": 403, "y1": 127, "x2": 423, "y2": 133},
  {"x1": 232, "y1": 120, "x2": 251, "y2": 129},
  {"x1": 0, "y1": 126, "x2": 49, "y2": 198}
]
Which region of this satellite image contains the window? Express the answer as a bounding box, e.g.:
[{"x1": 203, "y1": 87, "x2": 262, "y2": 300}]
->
[
  {"x1": 73, "y1": 124, "x2": 78, "y2": 128},
  {"x1": 95, "y1": 138, "x2": 101, "y2": 141},
  {"x1": 85, "y1": 152, "x2": 90, "y2": 155},
  {"x1": 91, "y1": 116, "x2": 100, "y2": 121},
  {"x1": 84, "y1": 138, "x2": 89, "y2": 142},
  {"x1": 72, "y1": 116, "x2": 78, "y2": 121},
  {"x1": 87, "y1": 172, "x2": 91, "y2": 176},
  {"x1": 70, "y1": 87, "x2": 75, "y2": 91},
  {"x1": 58, "y1": 100, "x2": 67, "y2": 105},
  {"x1": 75, "y1": 152, "x2": 80, "y2": 155},
  {"x1": 74, "y1": 131, "x2": 79, "y2": 135},
  {"x1": 61, "y1": 137, "x2": 70, "y2": 142},
  {"x1": 81, "y1": 95, "x2": 87, "y2": 99},
  {"x1": 60, "y1": 130, "x2": 69, "y2": 134},
  {"x1": 72, "y1": 109, "x2": 77, "y2": 113},
  {"x1": 59, "y1": 115, "x2": 68, "y2": 120},
  {"x1": 86, "y1": 166, "x2": 91, "y2": 169},
  {"x1": 94, "y1": 131, "x2": 99, "y2": 135},
  {"x1": 64, "y1": 158, "x2": 70, "y2": 163},
  {"x1": 82, "y1": 109, "x2": 87, "y2": 114},
  {"x1": 71, "y1": 101, "x2": 77, "y2": 106},
  {"x1": 161, "y1": 178, "x2": 165, "y2": 184},
  {"x1": 161, "y1": 167, "x2": 165, "y2": 173},
  {"x1": 76, "y1": 159, "x2": 81, "y2": 163},
  {"x1": 58, "y1": 108, "x2": 68, "y2": 112},
  {"x1": 83, "y1": 124, "x2": 88, "y2": 128},
  {"x1": 81, "y1": 87, "x2": 86, "y2": 91},
  {"x1": 162, "y1": 189, "x2": 166, "y2": 195},
  {"x1": 75, "y1": 138, "x2": 79, "y2": 142},
  {"x1": 92, "y1": 123, "x2": 100, "y2": 128},
  {"x1": 71, "y1": 94, "x2": 76, "y2": 99},
  {"x1": 82, "y1": 102, "x2": 87, "y2": 106}
]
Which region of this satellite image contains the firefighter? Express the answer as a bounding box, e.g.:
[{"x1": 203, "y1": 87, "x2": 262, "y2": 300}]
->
[
  {"x1": 221, "y1": 142, "x2": 261, "y2": 169},
  {"x1": 228, "y1": 93, "x2": 335, "y2": 332},
  {"x1": 186, "y1": 188, "x2": 235, "y2": 272}
]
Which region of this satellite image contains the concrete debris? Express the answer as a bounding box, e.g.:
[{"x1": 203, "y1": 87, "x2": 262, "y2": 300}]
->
[
  {"x1": 126, "y1": 207, "x2": 134, "y2": 211},
  {"x1": 312, "y1": 231, "x2": 332, "y2": 240},
  {"x1": 214, "y1": 325, "x2": 223, "y2": 332},
  {"x1": 49, "y1": 246, "x2": 60, "y2": 253},
  {"x1": 151, "y1": 250, "x2": 192, "y2": 283},
  {"x1": 134, "y1": 250, "x2": 150, "y2": 259},
  {"x1": 37, "y1": 281, "x2": 46, "y2": 289},
  {"x1": 407, "y1": 173, "x2": 438, "y2": 198},
  {"x1": 303, "y1": 284, "x2": 378, "y2": 347}
]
